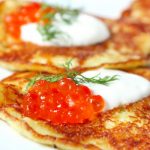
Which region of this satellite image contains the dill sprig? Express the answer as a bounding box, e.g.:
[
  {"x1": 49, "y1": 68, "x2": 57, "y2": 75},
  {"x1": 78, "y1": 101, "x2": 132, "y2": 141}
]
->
[
  {"x1": 75, "y1": 74, "x2": 118, "y2": 85},
  {"x1": 37, "y1": 24, "x2": 63, "y2": 41},
  {"x1": 55, "y1": 6, "x2": 80, "y2": 24},
  {"x1": 25, "y1": 60, "x2": 119, "y2": 91},
  {"x1": 37, "y1": 3, "x2": 80, "y2": 41},
  {"x1": 25, "y1": 74, "x2": 63, "y2": 91}
]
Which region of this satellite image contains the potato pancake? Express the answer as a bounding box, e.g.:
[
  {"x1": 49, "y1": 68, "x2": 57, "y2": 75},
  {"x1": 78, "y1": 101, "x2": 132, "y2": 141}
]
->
[
  {"x1": 0, "y1": 68, "x2": 150, "y2": 150},
  {"x1": 0, "y1": 0, "x2": 149, "y2": 73},
  {"x1": 121, "y1": 0, "x2": 150, "y2": 23}
]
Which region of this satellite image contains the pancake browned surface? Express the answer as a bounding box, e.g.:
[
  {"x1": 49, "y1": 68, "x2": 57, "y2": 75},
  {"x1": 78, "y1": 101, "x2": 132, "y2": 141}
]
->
[
  {"x1": 0, "y1": 68, "x2": 150, "y2": 150},
  {"x1": 121, "y1": 0, "x2": 150, "y2": 23},
  {"x1": 0, "y1": 0, "x2": 150, "y2": 73}
]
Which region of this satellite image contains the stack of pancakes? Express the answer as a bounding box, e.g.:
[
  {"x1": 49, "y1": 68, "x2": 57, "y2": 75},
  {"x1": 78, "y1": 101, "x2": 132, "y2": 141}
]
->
[{"x1": 0, "y1": 0, "x2": 149, "y2": 149}]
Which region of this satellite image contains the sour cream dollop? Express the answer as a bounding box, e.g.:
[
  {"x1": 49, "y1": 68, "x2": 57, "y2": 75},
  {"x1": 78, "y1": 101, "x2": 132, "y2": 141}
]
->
[
  {"x1": 21, "y1": 14, "x2": 110, "y2": 47},
  {"x1": 81, "y1": 69, "x2": 150, "y2": 110}
]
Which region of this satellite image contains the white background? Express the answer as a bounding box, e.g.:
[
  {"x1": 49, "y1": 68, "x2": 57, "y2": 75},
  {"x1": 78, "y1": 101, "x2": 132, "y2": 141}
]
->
[{"x1": 43, "y1": 0, "x2": 133, "y2": 19}]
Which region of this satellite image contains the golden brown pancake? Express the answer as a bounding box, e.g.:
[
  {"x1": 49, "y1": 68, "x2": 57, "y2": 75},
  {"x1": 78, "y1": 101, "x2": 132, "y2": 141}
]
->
[
  {"x1": 121, "y1": 0, "x2": 150, "y2": 23},
  {"x1": 0, "y1": 68, "x2": 150, "y2": 150},
  {"x1": 0, "y1": 0, "x2": 149, "y2": 74}
]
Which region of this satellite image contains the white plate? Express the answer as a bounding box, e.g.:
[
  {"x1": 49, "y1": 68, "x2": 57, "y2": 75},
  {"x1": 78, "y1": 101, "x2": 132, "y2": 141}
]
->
[{"x1": 0, "y1": 0, "x2": 134, "y2": 149}]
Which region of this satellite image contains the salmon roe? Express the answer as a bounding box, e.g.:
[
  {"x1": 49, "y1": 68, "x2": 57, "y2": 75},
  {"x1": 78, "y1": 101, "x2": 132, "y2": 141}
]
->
[
  {"x1": 22, "y1": 78, "x2": 105, "y2": 124},
  {"x1": 4, "y1": 2, "x2": 41, "y2": 39}
]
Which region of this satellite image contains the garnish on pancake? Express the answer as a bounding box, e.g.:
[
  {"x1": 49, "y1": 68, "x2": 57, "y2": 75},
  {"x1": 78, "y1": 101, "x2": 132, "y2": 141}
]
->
[
  {"x1": 3, "y1": 2, "x2": 109, "y2": 46},
  {"x1": 4, "y1": 2, "x2": 80, "y2": 41},
  {"x1": 25, "y1": 60, "x2": 118, "y2": 90},
  {"x1": 23, "y1": 61, "x2": 118, "y2": 124}
]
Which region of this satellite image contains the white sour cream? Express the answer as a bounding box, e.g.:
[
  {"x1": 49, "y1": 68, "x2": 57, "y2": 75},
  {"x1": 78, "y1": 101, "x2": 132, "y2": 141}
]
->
[
  {"x1": 81, "y1": 69, "x2": 150, "y2": 110},
  {"x1": 21, "y1": 14, "x2": 110, "y2": 47}
]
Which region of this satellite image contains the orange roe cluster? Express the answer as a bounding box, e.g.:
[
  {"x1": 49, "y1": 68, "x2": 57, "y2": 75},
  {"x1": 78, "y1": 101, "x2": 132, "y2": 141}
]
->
[
  {"x1": 4, "y1": 2, "x2": 41, "y2": 39},
  {"x1": 22, "y1": 78, "x2": 105, "y2": 124}
]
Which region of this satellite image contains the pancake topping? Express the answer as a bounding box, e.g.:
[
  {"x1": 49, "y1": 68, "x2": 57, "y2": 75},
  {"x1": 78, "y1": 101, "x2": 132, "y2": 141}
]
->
[
  {"x1": 4, "y1": 2, "x2": 41, "y2": 39},
  {"x1": 21, "y1": 61, "x2": 118, "y2": 124},
  {"x1": 4, "y1": 2, "x2": 110, "y2": 46},
  {"x1": 22, "y1": 78, "x2": 105, "y2": 124}
]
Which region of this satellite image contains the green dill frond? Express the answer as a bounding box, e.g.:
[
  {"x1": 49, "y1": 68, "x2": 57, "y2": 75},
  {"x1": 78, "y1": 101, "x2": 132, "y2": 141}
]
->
[
  {"x1": 25, "y1": 60, "x2": 119, "y2": 92},
  {"x1": 37, "y1": 3, "x2": 80, "y2": 41}
]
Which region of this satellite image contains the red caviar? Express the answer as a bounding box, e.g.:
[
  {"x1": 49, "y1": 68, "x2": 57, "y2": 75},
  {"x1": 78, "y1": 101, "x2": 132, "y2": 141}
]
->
[
  {"x1": 4, "y1": 2, "x2": 41, "y2": 39},
  {"x1": 22, "y1": 78, "x2": 105, "y2": 124}
]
